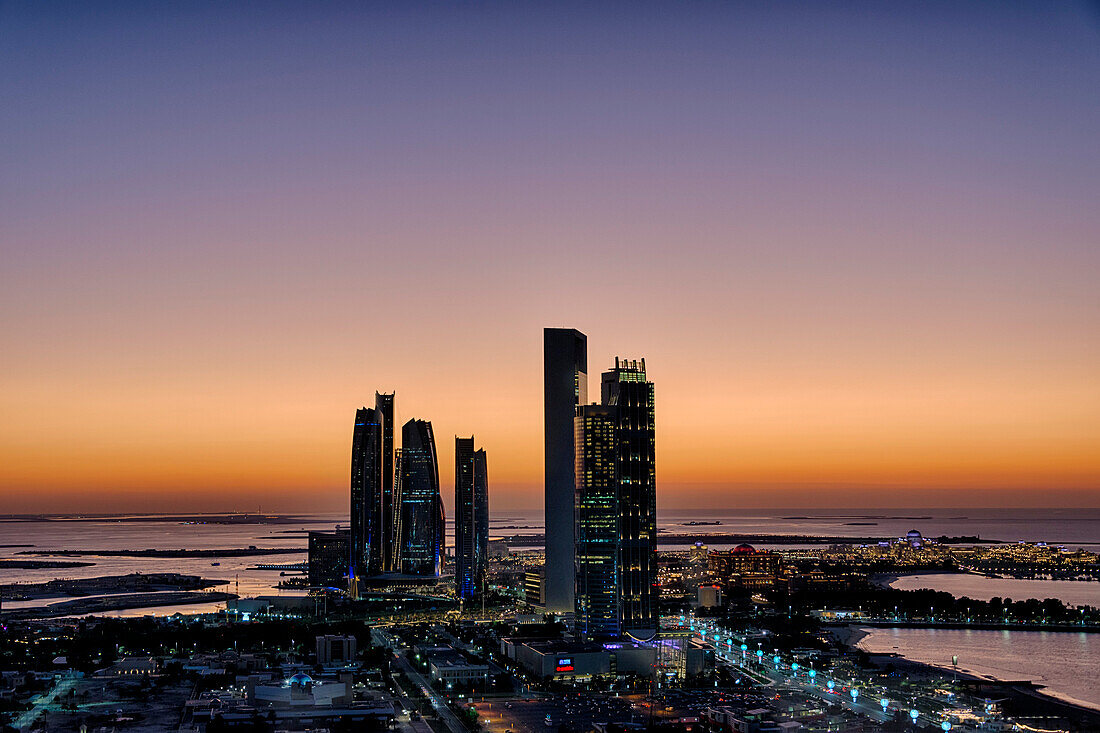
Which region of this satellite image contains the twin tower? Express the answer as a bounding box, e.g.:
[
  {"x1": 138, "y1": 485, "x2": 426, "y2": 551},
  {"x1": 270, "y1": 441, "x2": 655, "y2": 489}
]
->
[
  {"x1": 544, "y1": 328, "x2": 658, "y2": 640},
  {"x1": 349, "y1": 393, "x2": 488, "y2": 599}
]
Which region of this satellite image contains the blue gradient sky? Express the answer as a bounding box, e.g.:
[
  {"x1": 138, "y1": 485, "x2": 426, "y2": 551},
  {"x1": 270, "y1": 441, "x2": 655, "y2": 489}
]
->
[{"x1": 1, "y1": 2, "x2": 1098, "y2": 512}]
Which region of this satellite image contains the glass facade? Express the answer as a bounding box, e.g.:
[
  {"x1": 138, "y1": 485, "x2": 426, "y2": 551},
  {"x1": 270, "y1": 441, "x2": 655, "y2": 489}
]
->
[
  {"x1": 350, "y1": 407, "x2": 384, "y2": 577},
  {"x1": 455, "y1": 438, "x2": 489, "y2": 600},
  {"x1": 375, "y1": 391, "x2": 397, "y2": 573},
  {"x1": 602, "y1": 358, "x2": 658, "y2": 639},
  {"x1": 398, "y1": 419, "x2": 445, "y2": 576},
  {"x1": 574, "y1": 404, "x2": 621, "y2": 639}
]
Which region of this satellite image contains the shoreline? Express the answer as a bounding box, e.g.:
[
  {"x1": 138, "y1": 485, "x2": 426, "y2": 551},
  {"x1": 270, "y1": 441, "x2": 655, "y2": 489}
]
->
[
  {"x1": 0, "y1": 591, "x2": 238, "y2": 620},
  {"x1": 844, "y1": 624, "x2": 1100, "y2": 725}
]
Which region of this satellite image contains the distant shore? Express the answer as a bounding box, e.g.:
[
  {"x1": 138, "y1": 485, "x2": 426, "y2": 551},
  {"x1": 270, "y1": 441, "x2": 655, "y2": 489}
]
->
[
  {"x1": 502, "y1": 532, "x2": 1005, "y2": 546},
  {"x1": 0, "y1": 591, "x2": 237, "y2": 620},
  {"x1": 19, "y1": 547, "x2": 304, "y2": 558}
]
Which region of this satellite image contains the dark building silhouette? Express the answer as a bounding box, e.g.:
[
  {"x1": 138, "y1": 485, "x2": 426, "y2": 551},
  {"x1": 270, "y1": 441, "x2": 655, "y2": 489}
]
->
[
  {"x1": 574, "y1": 404, "x2": 621, "y2": 639},
  {"x1": 398, "y1": 419, "x2": 445, "y2": 576},
  {"x1": 602, "y1": 357, "x2": 658, "y2": 639},
  {"x1": 455, "y1": 437, "x2": 489, "y2": 600},
  {"x1": 474, "y1": 448, "x2": 489, "y2": 588},
  {"x1": 349, "y1": 407, "x2": 384, "y2": 577},
  {"x1": 375, "y1": 392, "x2": 397, "y2": 572},
  {"x1": 391, "y1": 447, "x2": 403, "y2": 571},
  {"x1": 544, "y1": 327, "x2": 587, "y2": 612},
  {"x1": 308, "y1": 530, "x2": 350, "y2": 591}
]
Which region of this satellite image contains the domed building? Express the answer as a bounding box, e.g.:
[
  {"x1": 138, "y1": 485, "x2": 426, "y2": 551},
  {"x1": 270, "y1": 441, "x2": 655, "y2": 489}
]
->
[{"x1": 707, "y1": 544, "x2": 782, "y2": 589}]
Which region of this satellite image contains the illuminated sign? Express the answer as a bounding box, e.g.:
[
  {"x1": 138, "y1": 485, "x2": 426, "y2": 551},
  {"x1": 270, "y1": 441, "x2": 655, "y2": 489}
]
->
[{"x1": 555, "y1": 658, "x2": 574, "y2": 672}]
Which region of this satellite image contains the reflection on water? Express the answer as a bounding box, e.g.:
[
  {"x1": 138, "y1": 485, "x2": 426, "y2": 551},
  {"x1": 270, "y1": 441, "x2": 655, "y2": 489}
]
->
[
  {"x1": 857, "y1": 626, "x2": 1100, "y2": 711},
  {"x1": 888, "y1": 573, "x2": 1100, "y2": 608}
]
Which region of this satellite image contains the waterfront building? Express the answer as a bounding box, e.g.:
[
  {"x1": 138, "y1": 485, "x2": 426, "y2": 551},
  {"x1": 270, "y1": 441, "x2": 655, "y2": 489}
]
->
[
  {"x1": 375, "y1": 391, "x2": 397, "y2": 572},
  {"x1": 544, "y1": 327, "x2": 587, "y2": 612},
  {"x1": 455, "y1": 437, "x2": 490, "y2": 600},
  {"x1": 574, "y1": 403, "x2": 621, "y2": 639},
  {"x1": 397, "y1": 419, "x2": 445, "y2": 576},
  {"x1": 349, "y1": 407, "x2": 384, "y2": 577},
  {"x1": 602, "y1": 357, "x2": 658, "y2": 639},
  {"x1": 308, "y1": 530, "x2": 350, "y2": 591}
]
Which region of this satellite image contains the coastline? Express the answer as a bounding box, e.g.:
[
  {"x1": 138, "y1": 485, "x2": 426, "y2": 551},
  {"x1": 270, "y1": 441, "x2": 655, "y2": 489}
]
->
[{"x1": 842, "y1": 624, "x2": 1100, "y2": 726}]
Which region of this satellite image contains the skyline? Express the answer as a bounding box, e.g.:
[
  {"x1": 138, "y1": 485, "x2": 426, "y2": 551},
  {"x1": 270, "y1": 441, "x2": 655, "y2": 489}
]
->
[{"x1": 2, "y1": 2, "x2": 1099, "y2": 513}]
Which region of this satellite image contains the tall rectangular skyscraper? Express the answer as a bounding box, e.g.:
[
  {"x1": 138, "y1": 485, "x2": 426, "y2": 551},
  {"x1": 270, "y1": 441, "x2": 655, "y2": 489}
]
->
[
  {"x1": 455, "y1": 437, "x2": 489, "y2": 600},
  {"x1": 350, "y1": 407, "x2": 384, "y2": 577},
  {"x1": 602, "y1": 358, "x2": 658, "y2": 638},
  {"x1": 375, "y1": 392, "x2": 396, "y2": 572},
  {"x1": 543, "y1": 327, "x2": 587, "y2": 612},
  {"x1": 574, "y1": 404, "x2": 621, "y2": 639}
]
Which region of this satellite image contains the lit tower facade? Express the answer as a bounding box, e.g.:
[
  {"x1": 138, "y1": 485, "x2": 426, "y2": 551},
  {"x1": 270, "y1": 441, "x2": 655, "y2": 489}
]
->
[
  {"x1": 455, "y1": 437, "x2": 490, "y2": 600},
  {"x1": 602, "y1": 357, "x2": 658, "y2": 639},
  {"x1": 350, "y1": 407, "x2": 384, "y2": 577},
  {"x1": 398, "y1": 419, "x2": 445, "y2": 576},
  {"x1": 543, "y1": 327, "x2": 587, "y2": 612},
  {"x1": 574, "y1": 404, "x2": 621, "y2": 639},
  {"x1": 375, "y1": 391, "x2": 397, "y2": 571}
]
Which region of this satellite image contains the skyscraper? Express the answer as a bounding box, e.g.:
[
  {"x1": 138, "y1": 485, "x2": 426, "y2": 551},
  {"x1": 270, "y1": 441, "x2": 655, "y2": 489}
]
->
[
  {"x1": 398, "y1": 419, "x2": 445, "y2": 576},
  {"x1": 391, "y1": 447, "x2": 403, "y2": 571},
  {"x1": 574, "y1": 403, "x2": 621, "y2": 639},
  {"x1": 603, "y1": 358, "x2": 658, "y2": 639},
  {"x1": 349, "y1": 407, "x2": 384, "y2": 577},
  {"x1": 544, "y1": 327, "x2": 587, "y2": 612},
  {"x1": 375, "y1": 392, "x2": 396, "y2": 572},
  {"x1": 473, "y1": 448, "x2": 489, "y2": 589},
  {"x1": 455, "y1": 437, "x2": 489, "y2": 600}
]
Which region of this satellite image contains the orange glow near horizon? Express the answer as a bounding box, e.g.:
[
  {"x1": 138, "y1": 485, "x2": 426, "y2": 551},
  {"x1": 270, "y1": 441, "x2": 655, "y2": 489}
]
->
[{"x1": 1, "y1": 330, "x2": 1097, "y2": 513}]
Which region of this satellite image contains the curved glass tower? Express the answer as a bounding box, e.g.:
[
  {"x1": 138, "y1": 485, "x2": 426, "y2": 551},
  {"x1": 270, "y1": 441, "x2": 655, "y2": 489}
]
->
[
  {"x1": 398, "y1": 419, "x2": 445, "y2": 576},
  {"x1": 350, "y1": 407, "x2": 384, "y2": 577}
]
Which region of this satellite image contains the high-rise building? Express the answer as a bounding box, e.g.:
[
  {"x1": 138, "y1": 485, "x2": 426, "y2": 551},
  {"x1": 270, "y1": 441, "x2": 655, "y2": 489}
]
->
[
  {"x1": 473, "y1": 448, "x2": 489, "y2": 588},
  {"x1": 543, "y1": 327, "x2": 587, "y2": 612},
  {"x1": 391, "y1": 447, "x2": 403, "y2": 571},
  {"x1": 602, "y1": 358, "x2": 658, "y2": 639},
  {"x1": 375, "y1": 392, "x2": 397, "y2": 572},
  {"x1": 308, "y1": 530, "x2": 350, "y2": 591},
  {"x1": 398, "y1": 419, "x2": 445, "y2": 576},
  {"x1": 455, "y1": 437, "x2": 490, "y2": 600},
  {"x1": 574, "y1": 404, "x2": 621, "y2": 639},
  {"x1": 349, "y1": 407, "x2": 384, "y2": 577}
]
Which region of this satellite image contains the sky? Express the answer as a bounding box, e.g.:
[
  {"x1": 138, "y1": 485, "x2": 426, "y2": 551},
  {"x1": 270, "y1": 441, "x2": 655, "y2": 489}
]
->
[{"x1": 1, "y1": 1, "x2": 1098, "y2": 515}]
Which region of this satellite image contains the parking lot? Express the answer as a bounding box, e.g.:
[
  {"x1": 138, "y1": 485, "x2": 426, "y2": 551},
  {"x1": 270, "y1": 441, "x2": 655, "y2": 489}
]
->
[{"x1": 472, "y1": 694, "x2": 639, "y2": 732}]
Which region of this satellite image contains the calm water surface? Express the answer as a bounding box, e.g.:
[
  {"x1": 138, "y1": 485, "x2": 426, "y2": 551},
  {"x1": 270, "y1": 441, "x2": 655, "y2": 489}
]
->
[
  {"x1": 857, "y1": 626, "x2": 1100, "y2": 711},
  {"x1": 888, "y1": 573, "x2": 1100, "y2": 608}
]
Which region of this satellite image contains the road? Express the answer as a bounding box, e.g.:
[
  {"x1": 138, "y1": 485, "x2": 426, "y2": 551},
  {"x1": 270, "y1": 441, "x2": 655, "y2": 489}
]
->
[
  {"x1": 372, "y1": 627, "x2": 469, "y2": 733},
  {"x1": 673, "y1": 617, "x2": 947, "y2": 728},
  {"x1": 11, "y1": 673, "x2": 79, "y2": 731}
]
